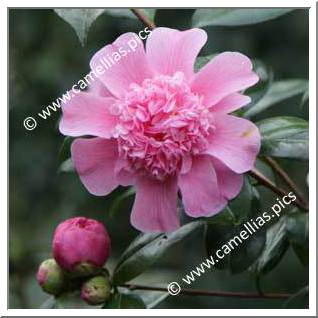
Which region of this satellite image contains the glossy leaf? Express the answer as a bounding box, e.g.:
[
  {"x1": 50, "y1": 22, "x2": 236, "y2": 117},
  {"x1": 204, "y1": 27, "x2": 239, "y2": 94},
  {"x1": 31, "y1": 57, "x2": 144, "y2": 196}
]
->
[
  {"x1": 55, "y1": 9, "x2": 105, "y2": 45},
  {"x1": 112, "y1": 221, "x2": 204, "y2": 285},
  {"x1": 244, "y1": 79, "x2": 308, "y2": 118},
  {"x1": 192, "y1": 9, "x2": 294, "y2": 27},
  {"x1": 256, "y1": 217, "x2": 289, "y2": 275},
  {"x1": 205, "y1": 180, "x2": 265, "y2": 273},
  {"x1": 241, "y1": 60, "x2": 273, "y2": 117},
  {"x1": 257, "y1": 116, "x2": 309, "y2": 160},
  {"x1": 286, "y1": 212, "x2": 309, "y2": 265},
  {"x1": 103, "y1": 292, "x2": 146, "y2": 309},
  {"x1": 283, "y1": 286, "x2": 309, "y2": 309}
]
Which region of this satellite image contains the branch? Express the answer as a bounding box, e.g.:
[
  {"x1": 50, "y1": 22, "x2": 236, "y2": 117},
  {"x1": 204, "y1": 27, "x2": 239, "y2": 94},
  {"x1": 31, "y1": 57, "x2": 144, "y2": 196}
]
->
[
  {"x1": 249, "y1": 168, "x2": 308, "y2": 211},
  {"x1": 120, "y1": 284, "x2": 291, "y2": 299},
  {"x1": 263, "y1": 156, "x2": 308, "y2": 207},
  {"x1": 131, "y1": 9, "x2": 156, "y2": 30}
]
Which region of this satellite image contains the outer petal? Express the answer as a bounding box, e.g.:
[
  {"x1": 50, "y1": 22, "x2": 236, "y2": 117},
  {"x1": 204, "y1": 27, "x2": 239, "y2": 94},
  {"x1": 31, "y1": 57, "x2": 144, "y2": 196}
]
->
[
  {"x1": 71, "y1": 138, "x2": 119, "y2": 196},
  {"x1": 211, "y1": 157, "x2": 244, "y2": 200},
  {"x1": 88, "y1": 78, "x2": 114, "y2": 97},
  {"x1": 90, "y1": 33, "x2": 153, "y2": 98},
  {"x1": 146, "y1": 27, "x2": 207, "y2": 80},
  {"x1": 205, "y1": 114, "x2": 261, "y2": 174},
  {"x1": 59, "y1": 92, "x2": 118, "y2": 138},
  {"x1": 130, "y1": 176, "x2": 179, "y2": 233},
  {"x1": 191, "y1": 52, "x2": 259, "y2": 106},
  {"x1": 210, "y1": 93, "x2": 251, "y2": 114},
  {"x1": 178, "y1": 155, "x2": 227, "y2": 217}
]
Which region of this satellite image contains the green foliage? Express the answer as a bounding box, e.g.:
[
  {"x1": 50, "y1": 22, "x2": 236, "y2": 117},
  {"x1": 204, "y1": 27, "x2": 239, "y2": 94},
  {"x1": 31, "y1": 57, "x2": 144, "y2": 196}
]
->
[
  {"x1": 205, "y1": 178, "x2": 266, "y2": 273},
  {"x1": 256, "y1": 217, "x2": 289, "y2": 275},
  {"x1": 112, "y1": 221, "x2": 204, "y2": 285},
  {"x1": 54, "y1": 9, "x2": 106, "y2": 45},
  {"x1": 243, "y1": 79, "x2": 309, "y2": 118},
  {"x1": 54, "y1": 9, "x2": 156, "y2": 45},
  {"x1": 286, "y1": 212, "x2": 309, "y2": 265},
  {"x1": 192, "y1": 9, "x2": 294, "y2": 27},
  {"x1": 283, "y1": 286, "x2": 309, "y2": 309},
  {"x1": 257, "y1": 116, "x2": 309, "y2": 159},
  {"x1": 103, "y1": 292, "x2": 146, "y2": 309}
]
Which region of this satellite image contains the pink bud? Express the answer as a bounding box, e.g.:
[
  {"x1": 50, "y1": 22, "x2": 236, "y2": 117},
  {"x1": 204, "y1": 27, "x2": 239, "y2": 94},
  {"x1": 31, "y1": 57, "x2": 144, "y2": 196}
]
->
[{"x1": 52, "y1": 217, "x2": 111, "y2": 273}]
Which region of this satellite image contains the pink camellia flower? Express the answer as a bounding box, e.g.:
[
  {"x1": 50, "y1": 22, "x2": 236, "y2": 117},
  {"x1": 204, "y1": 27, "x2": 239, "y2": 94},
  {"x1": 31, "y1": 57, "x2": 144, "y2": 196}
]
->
[
  {"x1": 52, "y1": 217, "x2": 111, "y2": 272},
  {"x1": 60, "y1": 28, "x2": 261, "y2": 233}
]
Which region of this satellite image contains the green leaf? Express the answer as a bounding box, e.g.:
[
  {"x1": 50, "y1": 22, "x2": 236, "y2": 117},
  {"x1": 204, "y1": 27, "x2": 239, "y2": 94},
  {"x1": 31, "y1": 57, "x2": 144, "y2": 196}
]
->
[
  {"x1": 285, "y1": 212, "x2": 309, "y2": 265},
  {"x1": 257, "y1": 116, "x2": 309, "y2": 160},
  {"x1": 256, "y1": 217, "x2": 289, "y2": 275},
  {"x1": 105, "y1": 9, "x2": 156, "y2": 21},
  {"x1": 103, "y1": 292, "x2": 146, "y2": 309},
  {"x1": 241, "y1": 60, "x2": 273, "y2": 117},
  {"x1": 194, "y1": 54, "x2": 216, "y2": 72},
  {"x1": 109, "y1": 187, "x2": 135, "y2": 218},
  {"x1": 58, "y1": 137, "x2": 73, "y2": 166},
  {"x1": 112, "y1": 221, "x2": 204, "y2": 285},
  {"x1": 40, "y1": 296, "x2": 56, "y2": 309},
  {"x1": 53, "y1": 291, "x2": 100, "y2": 308},
  {"x1": 205, "y1": 180, "x2": 265, "y2": 273},
  {"x1": 54, "y1": 9, "x2": 105, "y2": 45},
  {"x1": 192, "y1": 9, "x2": 294, "y2": 27},
  {"x1": 244, "y1": 79, "x2": 308, "y2": 118},
  {"x1": 283, "y1": 286, "x2": 309, "y2": 309}
]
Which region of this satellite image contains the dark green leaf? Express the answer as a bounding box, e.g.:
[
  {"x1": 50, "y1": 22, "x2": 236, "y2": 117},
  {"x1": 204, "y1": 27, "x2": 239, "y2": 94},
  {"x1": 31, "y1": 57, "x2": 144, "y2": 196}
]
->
[
  {"x1": 244, "y1": 79, "x2": 308, "y2": 118},
  {"x1": 54, "y1": 9, "x2": 105, "y2": 45},
  {"x1": 40, "y1": 296, "x2": 56, "y2": 309},
  {"x1": 192, "y1": 9, "x2": 294, "y2": 27},
  {"x1": 257, "y1": 116, "x2": 309, "y2": 160},
  {"x1": 283, "y1": 286, "x2": 309, "y2": 309},
  {"x1": 109, "y1": 187, "x2": 135, "y2": 218},
  {"x1": 241, "y1": 60, "x2": 273, "y2": 117},
  {"x1": 256, "y1": 217, "x2": 289, "y2": 274},
  {"x1": 285, "y1": 212, "x2": 309, "y2": 265},
  {"x1": 112, "y1": 221, "x2": 204, "y2": 285},
  {"x1": 58, "y1": 137, "x2": 73, "y2": 166},
  {"x1": 103, "y1": 292, "x2": 146, "y2": 309},
  {"x1": 105, "y1": 9, "x2": 156, "y2": 21},
  {"x1": 194, "y1": 54, "x2": 216, "y2": 72},
  {"x1": 206, "y1": 181, "x2": 265, "y2": 273},
  {"x1": 54, "y1": 291, "x2": 100, "y2": 308}
]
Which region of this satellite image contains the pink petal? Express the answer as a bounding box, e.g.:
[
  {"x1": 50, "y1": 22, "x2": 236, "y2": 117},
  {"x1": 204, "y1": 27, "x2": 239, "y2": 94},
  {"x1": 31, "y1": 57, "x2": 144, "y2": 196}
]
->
[
  {"x1": 204, "y1": 114, "x2": 261, "y2": 174},
  {"x1": 114, "y1": 157, "x2": 137, "y2": 186},
  {"x1": 71, "y1": 138, "x2": 119, "y2": 196},
  {"x1": 211, "y1": 157, "x2": 244, "y2": 200},
  {"x1": 90, "y1": 33, "x2": 153, "y2": 99},
  {"x1": 130, "y1": 176, "x2": 179, "y2": 233},
  {"x1": 178, "y1": 155, "x2": 227, "y2": 217},
  {"x1": 146, "y1": 27, "x2": 207, "y2": 80},
  {"x1": 191, "y1": 52, "x2": 259, "y2": 106},
  {"x1": 88, "y1": 78, "x2": 114, "y2": 97},
  {"x1": 210, "y1": 93, "x2": 251, "y2": 114},
  {"x1": 59, "y1": 92, "x2": 118, "y2": 138}
]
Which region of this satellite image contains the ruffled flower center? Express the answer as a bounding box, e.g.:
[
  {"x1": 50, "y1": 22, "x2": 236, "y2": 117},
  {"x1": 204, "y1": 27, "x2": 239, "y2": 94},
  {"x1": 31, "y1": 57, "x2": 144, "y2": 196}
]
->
[{"x1": 115, "y1": 72, "x2": 215, "y2": 180}]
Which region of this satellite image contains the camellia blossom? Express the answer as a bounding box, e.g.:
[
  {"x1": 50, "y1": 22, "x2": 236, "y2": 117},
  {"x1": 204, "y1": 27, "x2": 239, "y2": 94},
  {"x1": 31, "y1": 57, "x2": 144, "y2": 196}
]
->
[
  {"x1": 60, "y1": 27, "x2": 261, "y2": 233},
  {"x1": 53, "y1": 217, "x2": 111, "y2": 271}
]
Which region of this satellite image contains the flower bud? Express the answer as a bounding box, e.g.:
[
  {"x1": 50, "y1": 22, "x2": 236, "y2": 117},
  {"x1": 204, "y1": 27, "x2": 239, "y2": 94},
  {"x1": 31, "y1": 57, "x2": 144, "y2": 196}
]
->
[
  {"x1": 36, "y1": 259, "x2": 65, "y2": 295},
  {"x1": 81, "y1": 275, "x2": 111, "y2": 305},
  {"x1": 52, "y1": 217, "x2": 111, "y2": 275}
]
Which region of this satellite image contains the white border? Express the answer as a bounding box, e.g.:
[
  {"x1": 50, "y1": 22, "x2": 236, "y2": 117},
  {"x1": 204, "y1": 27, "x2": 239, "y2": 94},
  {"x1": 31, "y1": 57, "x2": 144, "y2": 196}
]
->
[{"x1": 2, "y1": 0, "x2": 316, "y2": 316}]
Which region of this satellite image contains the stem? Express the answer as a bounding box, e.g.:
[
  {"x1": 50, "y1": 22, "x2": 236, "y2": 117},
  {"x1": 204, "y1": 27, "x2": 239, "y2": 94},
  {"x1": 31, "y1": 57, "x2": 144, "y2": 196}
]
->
[
  {"x1": 120, "y1": 284, "x2": 291, "y2": 299},
  {"x1": 249, "y1": 169, "x2": 308, "y2": 211},
  {"x1": 263, "y1": 156, "x2": 308, "y2": 207},
  {"x1": 131, "y1": 9, "x2": 156, "y2": 30}
]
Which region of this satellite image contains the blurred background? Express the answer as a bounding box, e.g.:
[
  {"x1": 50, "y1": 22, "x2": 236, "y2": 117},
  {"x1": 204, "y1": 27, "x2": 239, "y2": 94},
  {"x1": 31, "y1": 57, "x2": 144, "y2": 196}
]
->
[{"x1": 9, "y1": 9, "x2": 309, "y2": 309}]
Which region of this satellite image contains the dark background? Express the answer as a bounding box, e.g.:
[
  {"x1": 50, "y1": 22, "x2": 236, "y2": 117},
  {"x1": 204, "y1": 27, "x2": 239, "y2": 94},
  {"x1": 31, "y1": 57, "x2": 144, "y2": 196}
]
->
[{"x1": 9, "y1": 9, "x2": 309, "y2": 309}]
